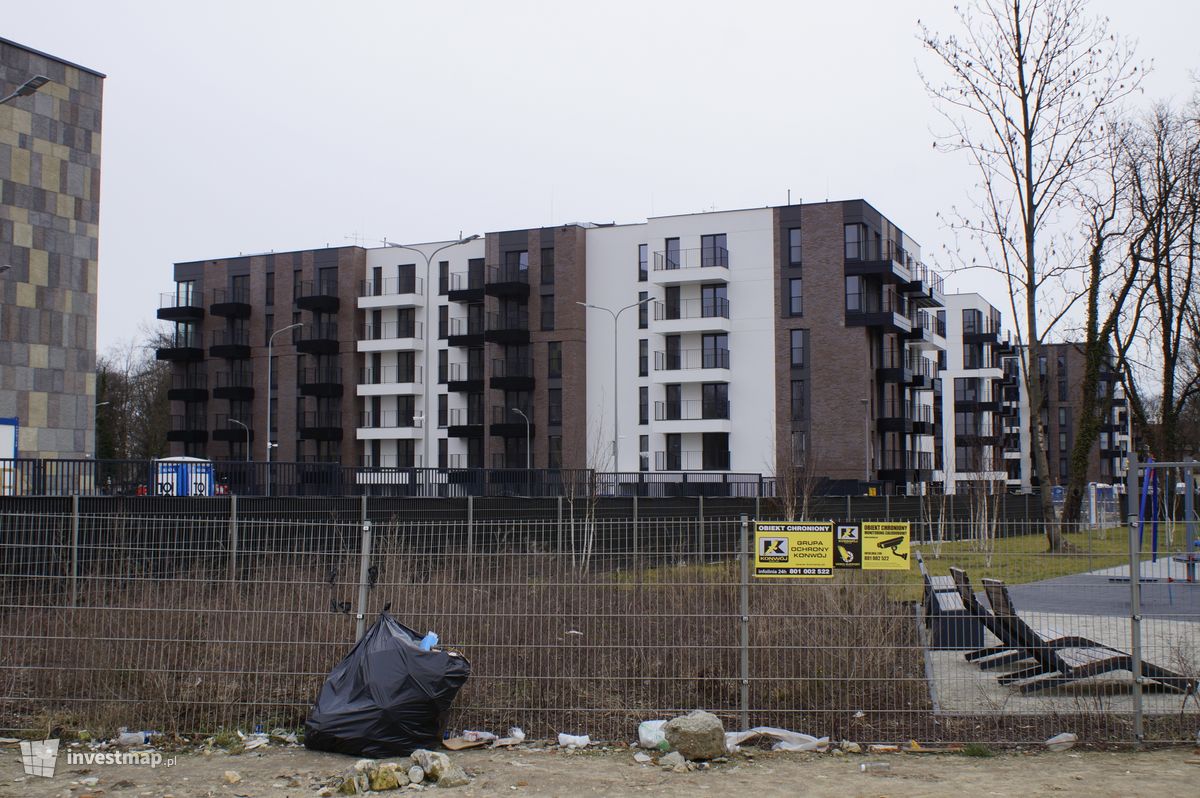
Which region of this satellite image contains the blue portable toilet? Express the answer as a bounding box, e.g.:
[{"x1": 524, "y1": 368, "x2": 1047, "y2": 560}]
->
[{"x1": 153, "y1": 457, "x2": 215, "y2": 496}]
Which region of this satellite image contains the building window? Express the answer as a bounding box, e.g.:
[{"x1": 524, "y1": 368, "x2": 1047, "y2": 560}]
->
[
  {"x1": 639, "y1": 435, "x2": 649, "y2": 472},
  {"x1": 438, "y1": 350, "x2": 447, "y2": 383},
  {"x1": 962, "y1": 308, "x2": 982, "y2": 335},
  {"x1": 788, "y1": 278, "x2": 803, "y2": 316},
  {"x1": 265, "y1": 273, "x2": 274, "y2": 305},
  {"x1": 664, "y1": 238, "x2": 680, "y2": 269},
  {"x1": 638, "y1": 243, "x2": 648, "y2": 281},
  {"x1": 639, "y1": 339, "x2": 648, "y2": 377},
  {"x1": 438, "y1": 394, "x2": 448, "y2": 428},
  {"x1": 548, "y1": 341, "x2": 562, "y2": 378},
  {"x1": 638, "y1": 291, "x2": 649, "y2": 328},
  {"x1": 788, "y1": 227, "x2": 802, "y2": 266},
  {"x1": 541, "y1": 295, "x2": 555, "y2": 331},
  {"x1": 438, "y1": 438, "x2": 447, "y2": 468},
  {"x1": 548, "y1": 388, "x2": 562, "y2": 426},
  {"x1": 1058, "y1": 407, "x2": 1068, "y2": 426},
  {"x1": 639, "y1": 386, "x2": 649, "y2": 425},
  {"x1": 963, "y1": 343, "x2": 983, "y2": 369},
  {"x1": 1058, "y1": 379, "x2": 1067, "y2": 401},
  {"x1": 549, "y1": 435, "x2": 562, "y2": 468},
  {"x1": 438, "y1": 261, "x2": 449, "y2": 295},
  {"x1": 1059, "y1": 457, "x2": 1068, "y2": 479},
  {"x1": 541, "y1": 248, "x2": 555, "y2": 285},
  {"x1": 791, "y1": 380, "x2": 805, "y2": 421},
  {"x1": 790, "y1": 329, "x2": 805, "y2": 368},
  {"x1": 845, "y1": 276, "x2": 862, "y2": 312},
  {"x1": 844, "y1": 224, "x2": 863, "y2": 260},
  {"x1": 438, "y1": 306, "x2": 448, "y2": 339},
  {"x1": 701, "y1": 233, "x2": 728, "y2": 267}
]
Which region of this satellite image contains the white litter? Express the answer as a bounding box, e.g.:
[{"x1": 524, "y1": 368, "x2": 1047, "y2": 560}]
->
[
  {"x1": 637, "y1": 720, "x2": 669, "y2": 750},
  {"x1": 462, "y1": 730, "x2": 497, "y2": 743},
  {"x1": 1044, "y1": 732, "x2": 1077, "y2": 752},
  {"x1": 557, "y1": 733, "x2": 590, "y2": 748},
  {"x1": 725, "y1": 727, "x2": 830, "y2": 753}
]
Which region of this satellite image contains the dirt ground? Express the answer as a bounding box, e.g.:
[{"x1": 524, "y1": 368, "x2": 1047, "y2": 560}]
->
[{"x1": 3, "y1": 743, "x2": 1200, "y2": 798}]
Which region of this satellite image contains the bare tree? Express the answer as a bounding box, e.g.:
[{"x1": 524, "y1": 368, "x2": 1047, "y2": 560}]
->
[
  {"x1": 1119, "y1": 101, "x2": 1200, "y2": 466},
  {"x1": 769, "y1": 434, "x2": 822, "y2": 520},
  {"x1": 921, "y1": 0, "x2": 1142, "y2": 550},
  {"x1": 96, "y1": 326, "x2": 171, "y2": 460}
]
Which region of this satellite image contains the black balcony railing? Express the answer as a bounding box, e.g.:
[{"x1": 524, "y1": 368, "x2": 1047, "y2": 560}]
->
[
  {"x1": 360, "y1": 365, "x2": 422, "y2": 384},
  {"x1": 653, "y1": 348, "x2": 731, "y2": 371},
  {"x1": 358, "y1": 410, "x2": 420, "y2": 429},
  {"x1": 654, "y1": 297, "x2": 731, "y2": 321},
  {"x1": 652, "y1": 247, "x2": 729, "y2": 271},
  {"x1": 448, "y1": 362, "x2": 484, "y2": 383},
  {"x1": 296, "y1": 279, "x2": 338, "y2": 300},
  {"x1": 491, "y1": 358, "x2": 534, "y2": 379},
  {"x1": 169, "y1": 415, "x2": 207, "y2": 432},
  {"x1": 363, "y1": 320, "x2": 423, "y2": 340},
  {"x1": 210, "y1": 287, "x2": 250, "y2": 305},
  {"x1": 448, "y1": 317, "x2": 485, "y2": 337},
  {"x1": 654, "y1": 449, "x2": 731, "y2": 471},
  {"x1": 300, "y1": 411, "x2": 342, "y2": 428},
  {"x1": 491, "y1": 405, "x2": 533, "y2": 424},
  {"x1": 654, "y1": 399, "x2": 731, "y2": 421},
  {"x1": 300, "y1": 367, "x2": 342, "y2": 385},
  {"x1": 360, "y1": 275, "x2": 423, "y2": 297},
  {"x1": 486, "y1": 310, "x2": 530, "y2": 331},
  {"x1": 214, "y1": 371, "x2": 252, "y2": 389},
  {"x1": 210, "y1": 329, "x2": 250, "y2": 348},
  {"x1": 171, "y1": 372, "x2": 208, "y2": 391},
  {"x1": 485, "y1": 265, "x2": 530, "y2": 285},
  {"x1": 448, "y1": 408, "x2": 484, "y2": 426}
]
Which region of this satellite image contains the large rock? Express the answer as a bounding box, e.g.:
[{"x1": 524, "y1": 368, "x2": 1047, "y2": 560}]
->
[{"x1": 663, "y1": 710, "x2": 726, "y2": 761}]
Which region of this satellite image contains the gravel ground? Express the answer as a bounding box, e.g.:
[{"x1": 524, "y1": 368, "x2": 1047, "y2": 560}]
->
[{"x1": 2, "y1": 743, "x2": 1200, "y2": 798}]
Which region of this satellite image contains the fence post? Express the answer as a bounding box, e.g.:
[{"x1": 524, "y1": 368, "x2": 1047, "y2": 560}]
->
[
  {"x1": 361, "y1": 493, "x2": 368, "y2": 526},
  {"x1": 697, "y1": 496, "x2": 706, "y2": 561},
  {"x1": 355, "y1": 521, "x2": 373, "y2": 642},
  {"x1": 69, "y1": 493, "x2": 79, "y2": 607},
  {"x1": 1185, "y1": 460, "x2": 1196, "y2": 556},
  {"x1": 739, "y1": 513, "x2": 750, "y2": 732},
  {"x1": 846, "y1": 494, "x2": 851, "y2": 520},
  {"x1": 555, "y1": 495, "x2": 562, "y2": 553},
  {"x1": 1126, "y1": 454, "x2": 1143, "y2": 743},
  {"x1": 466, "y1": 495, "x2": 475, "y2": 567},
  {"x1": 632, "y1": 495, "x2": 639, "y2": 565},
  {"x1": 227, "y1": 494, "x2": 238, "y2": 582},
  {"x1": 885, "y1": 493, "x2": 890, "y2": 519}
]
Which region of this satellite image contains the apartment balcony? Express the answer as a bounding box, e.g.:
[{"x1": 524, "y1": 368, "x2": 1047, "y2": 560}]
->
[
  {"x1": 654, "y1": 449, "x2": 731, "y2": 471},
  {"x1": 489, "y1": 405, "x2": 534, "y2": 438},
  {"x1": 212, "y1": 414, "x2": 254, "y2": 443},
  {"x1": 907, "y1": 356, "x2": 938, "y2": 390},
  {"x1": 157, "y1": 291, "x2": 205, "y2": 322},
  {"x1": 209, "y1": 287, "x2": 251, "y2": 319},
  {"x1": 209, "y1": 329, "x2": 251, "y2": 360},
  {"x1": 155, "y1": 332, "x2": 204, "y2": 362},
  {"x1": 166, "y1": 414, "x2": 207, "y2": 444},
  {"x1": 844, "y1": 239, "x2": 913, "y2": 284},
  {"x1": 299, "y1": 366, "x2": 344, "y2": 398},
  {"x1": 295, "y1": 279, "x2": 340, "y2": 313},
  {"x1": 878, "y1": 449, "x2": 933, "y2": 483},
  {"x1": 653, "y1": 399, "x2": 732, "y2": 434},
  {"x1": 994, "y1": 332, "x2": 1017, "y2": 356},
  {"x1": 490, "y1": 358, "x2": 535, "y2": 391},
  {"x1": 358, "y1": 276, "x2": 424, "y2": 310},
  {"x1": 651, "y1": 247, "x2": 730, "y2": 286},
  {"x1": 357, "y1": 365, "x2": 422, "y2": 396},
  {"x1": 447, "y1": 271, "x2": 484, "y2": 302},
  {"x1": 484, "y1": 265, "x2": 530, "y2": 298},
  {"x1": 299, "y1": 411, "x2": 343, "y2": 441},
  {"x1": 356, "y1": 410, "x2": 423, "y2": 440},
  {"x1": 484, "y1": 310, "x2": 530, "y2": 345},
  {"x1": 956, "y1": 395, "x2": 1000, "y2": 413},
  {"x1": 963, "y1": 320, "x2": 1000, "y2": 344},
  {"x1": 652, "y1": 348, "x2": 731, "y2": 383},
  {"x1": 955, "y1": 431, "x2": 1001, "y2": 447},
  {"x1": 910, "y1": 403, "x2": 936, "y2": 435},
  {"x1": 902, "y1": 263, "x2": 945, "y2": 308},
  {"x1": 652, "y1": 297, "x2": 731, "y2": 334},
  {"x1": 358, "y1": 320, "x2": 423, "y2": 353},
  {"x1": 447, "y1": 316, "x2": 485, "y2": 347},
  {"x1": 879, "y1": 400, "x2": 914, "y2": 434},
  {"x1": 296, "y1": 322, "x2": 340, "y2": 355},
  {"x1": 447, "y1": 407, "x2": 484, "y2": 438},
  {"x1": 213, "y1": 370, "x2": 254, "y2": 401},
  {"x1": 447, "y1": 362, "x2": 484, "y2": 393},
  {"x1": 905, "y1": 311, "x2": 945, "y2": 348},
  {"x1": 845, "y1": 292, "x2": 912, "y2": 335},
  {"x1": 167, "y1": 372, "x2": 208, "y2": 402}
]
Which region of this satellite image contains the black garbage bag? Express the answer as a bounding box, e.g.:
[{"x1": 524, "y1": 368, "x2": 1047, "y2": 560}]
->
[{"x1": 304, "y1": 612, "x2": 471, "y2": 757}]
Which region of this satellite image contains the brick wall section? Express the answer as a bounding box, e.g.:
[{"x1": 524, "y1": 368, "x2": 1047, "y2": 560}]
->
[{"x1": 774, "y1": 202, "x2": 872, "y2": 482}]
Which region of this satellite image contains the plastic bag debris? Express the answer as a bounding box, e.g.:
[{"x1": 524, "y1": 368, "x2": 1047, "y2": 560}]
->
[
  {"x1": 557, "y1": 733, "x2": 590, "y2": 748},
  {"x1": 724, "y1": 727, "x2": 829, "y2": 753},
  {"x1": 462, "y1": 730, "x2": 496, "y2": 743},
  {"x1": 638, "y1": 720, "x2": 669, "y2": 750},
  {"x1": 1044, "y1": 732, "x2": 1077, "y2": 752},
  {"x1": 419, "y1": 631, "x2": 439, "y2": 652},
  {"x1": 304, "y1": 612, "x2": 470, "y2": 758},
  {"x1": 492, "y1": 727, "x2": 526, "y2": 747}
]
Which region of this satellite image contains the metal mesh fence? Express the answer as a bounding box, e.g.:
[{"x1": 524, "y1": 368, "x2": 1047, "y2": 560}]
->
[{"x1": 1, "y1": 509, "x2": 1196, "y2": 745}]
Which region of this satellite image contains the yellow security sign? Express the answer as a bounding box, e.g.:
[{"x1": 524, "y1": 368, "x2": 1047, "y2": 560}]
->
[
  {"x1": 861, "y1": 522, "x2": 910, "y2": 570},
  {"x1": 754, "y1": 521, "x2": 833, "y2": 578}
]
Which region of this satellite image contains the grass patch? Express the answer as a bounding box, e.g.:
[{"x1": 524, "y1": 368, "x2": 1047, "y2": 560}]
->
[{"x1": 961, "y1": 742, "x2": 995, "y2": 757}]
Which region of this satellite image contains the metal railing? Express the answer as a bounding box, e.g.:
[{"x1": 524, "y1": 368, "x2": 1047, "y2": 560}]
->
[
  {"x1": 449, "y1": 316, "x2": 484, "y2": 337},
  {"x1": 360, "y1": 365, "x2": 422, "y2": 384},
  {"x1": 209, "y1": 286, "x2": 249, "y2": 305},
  {"x1": 654, "y1": 348, "x2": 731, "y2": 371},
  {"x1": 654, "y1": 450, "x2": 730, "y2": 471},
  {"x1": 652, "y1": 246, "x2": 729, "y2": 271},
  {"x1": 159, "y1": 291, "x2": 201, "y2": 309},
  {"x1": 486, "y1": 265, "x2": 529, "y2": 285},
  {"x1": 362, "y1": 320, "x2": 423, "y2": 340},
  {"x1": 653, "y1": 297, "x2": 731, "y2": 321},
  {"x1": 654, "y1": 399, "x2": 731, "y2": 421},
  {"x1": 359, "y1": 410, "x2": 421, "y2": 429},
  {"x1": 296, "y1": 279, "x2": 338, "y2": 299},
  {"x1": 492, "y1": 358, "x2": 534, "y2": 379},
  {"x1": 487, "y1": 310, "x2": 529, "y2": 331},
  {"x1": 360, "y1": 275, "x2": 423, "y2": 297},
  {"x1": 171, "y1": 372, "x2": 208, "y2": 390}
]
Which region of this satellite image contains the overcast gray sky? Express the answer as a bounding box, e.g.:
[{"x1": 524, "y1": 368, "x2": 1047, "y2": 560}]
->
[{"x1": 6, "y1": 0, "x2": 1198, "y2": 353}]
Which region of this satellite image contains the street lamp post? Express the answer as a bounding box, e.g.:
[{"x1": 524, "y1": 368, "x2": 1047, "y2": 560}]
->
[
  {"x1": 384, "y1": 235, "x2": 480, "y2": 470},
  {"x1": 0, "y1": 75, "x2": 50, "y2": 106},
  {"x1": 266, "y1": 322, "x2": 303, "y2": 496},
  {"x1": 511, "y1": 407, "x2": 531, "y2": 469},
  {"x1": 577, "y1": 297, "x2": 653, "y2": 471},
  {"x1": 230, "y1": 419, "x2": 251, "y2": 463}
]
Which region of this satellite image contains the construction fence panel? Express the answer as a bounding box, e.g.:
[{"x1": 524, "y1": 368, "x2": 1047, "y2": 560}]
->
[{"x1": 1, "y1": 511, "x2": 1193, "y2": 745}]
